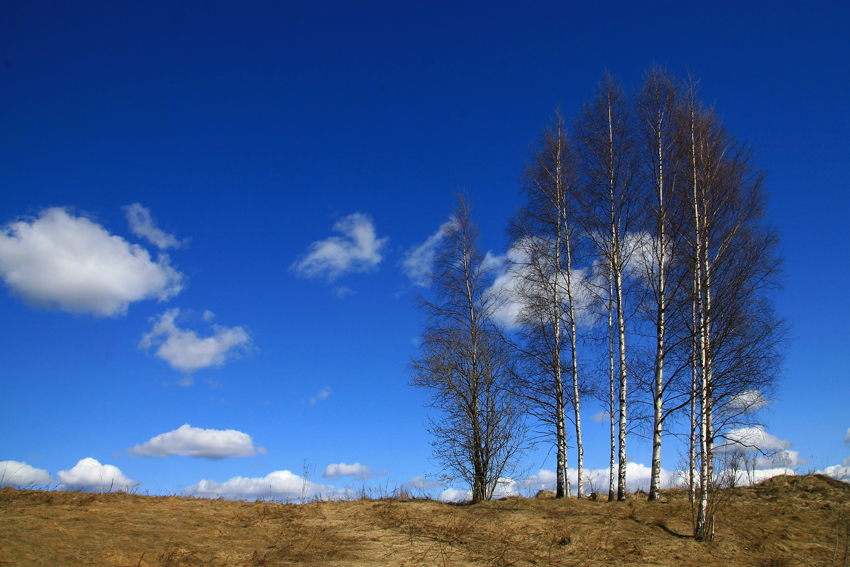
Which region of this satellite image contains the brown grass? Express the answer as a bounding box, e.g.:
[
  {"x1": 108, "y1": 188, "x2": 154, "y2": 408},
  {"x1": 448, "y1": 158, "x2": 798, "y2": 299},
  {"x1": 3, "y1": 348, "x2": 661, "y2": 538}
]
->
[{"x1": 1, "y1": 474, "x2": 848, "y2": 566}]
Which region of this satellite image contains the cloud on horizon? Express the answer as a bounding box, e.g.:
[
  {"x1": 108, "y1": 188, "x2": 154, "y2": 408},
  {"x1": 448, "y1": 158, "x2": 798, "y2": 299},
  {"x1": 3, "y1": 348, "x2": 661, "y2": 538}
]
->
[
  {"x1": 57, "y1": 458, "x2": 135, "y2": 492},
  {"x1": 290, "y1": 213, "x2": 388, "y2": 282},
  {"x1": 0, "y1": 207, "x2": 183, "y2": 316},
  {"x1": 140, "y1": 308, "x2": 251, "y2": 380},
  {"x1": 0, "y1": 460, "x2": 52, "y2": 487},
  {"x1": 128, "y1": 424, "x2": 263, "y2": 459},
  {"x1": 185, "y1": 470, "x2": 341, "y2": 501}
]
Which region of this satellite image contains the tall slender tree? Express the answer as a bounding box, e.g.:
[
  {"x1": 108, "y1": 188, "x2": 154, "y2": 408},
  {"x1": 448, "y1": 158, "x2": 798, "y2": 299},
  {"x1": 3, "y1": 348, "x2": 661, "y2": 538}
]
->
[
  {"x1": 676, "y1": 80, "x2": 785, "y2": 539},
  {"x1": 634, "y1": 67, "x2": 690, "y2": 501},
  {"x1": 509, "y1": 110, "x2": 587, "y2": 498},
  {"x1": 574, "y1": 73, "x2": 640, "y2": 501}
]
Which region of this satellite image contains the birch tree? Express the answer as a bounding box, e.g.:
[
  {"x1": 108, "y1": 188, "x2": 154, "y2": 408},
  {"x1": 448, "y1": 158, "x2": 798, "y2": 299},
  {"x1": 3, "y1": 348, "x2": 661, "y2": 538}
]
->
[
  {"x1": 677, "y1": 80, "x2": 785, "y2": 539},
  {"x1": 411, "y1": 196, "x2": 529, "y2": 503},
  {"x1": 509, "y1": 110, "x2": 587, "y2": 498},
  {"x1": 634, "y1": 67, "x2": 691, "y2": 501},
  {"x1": 574, "y1": 73, "x2": 640, "y2": 501}
]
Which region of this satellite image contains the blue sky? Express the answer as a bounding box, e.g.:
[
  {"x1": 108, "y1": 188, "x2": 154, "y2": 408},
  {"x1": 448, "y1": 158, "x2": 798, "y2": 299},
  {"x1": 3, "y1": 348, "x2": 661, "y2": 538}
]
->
[{"x1": 1, "y1": 1, "x2": 848, "y2": 498}]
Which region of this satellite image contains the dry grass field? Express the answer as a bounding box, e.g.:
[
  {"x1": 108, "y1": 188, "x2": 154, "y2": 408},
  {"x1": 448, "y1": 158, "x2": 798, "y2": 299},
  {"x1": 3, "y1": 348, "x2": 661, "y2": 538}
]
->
[{"x1": 1, "y1": 474, "x2": 848, "y2": 566}]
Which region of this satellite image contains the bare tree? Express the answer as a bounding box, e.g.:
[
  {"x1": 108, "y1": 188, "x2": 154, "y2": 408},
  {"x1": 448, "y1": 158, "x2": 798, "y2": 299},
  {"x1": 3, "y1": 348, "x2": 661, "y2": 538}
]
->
[
  {"x1": 573, "y1": 73, "x2": 640, "y2": 501},
  {"x1": 675, "y1": 79, "x2": 785, "y2": 540},
  {"x1": 634, "y1": 67, "x2": 693, "y2": 501},
  {"x1": 508, "y1": 110, "x2": 587, "y2": 498},
  {"x1": 411, "y1": 195, "x2": 530, "y2": 503}
]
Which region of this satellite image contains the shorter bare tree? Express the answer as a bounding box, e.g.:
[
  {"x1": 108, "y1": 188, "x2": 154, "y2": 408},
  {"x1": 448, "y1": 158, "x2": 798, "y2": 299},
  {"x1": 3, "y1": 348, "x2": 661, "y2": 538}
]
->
[{"x1": 411, "y1": 196, "x2": 529, "y2": 503}]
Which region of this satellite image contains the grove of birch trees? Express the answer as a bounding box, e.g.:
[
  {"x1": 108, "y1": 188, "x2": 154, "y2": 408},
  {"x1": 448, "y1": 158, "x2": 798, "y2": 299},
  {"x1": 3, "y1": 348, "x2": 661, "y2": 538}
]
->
[{"x1": 412, "y1": 67, "x2": 785, "y2": 540}]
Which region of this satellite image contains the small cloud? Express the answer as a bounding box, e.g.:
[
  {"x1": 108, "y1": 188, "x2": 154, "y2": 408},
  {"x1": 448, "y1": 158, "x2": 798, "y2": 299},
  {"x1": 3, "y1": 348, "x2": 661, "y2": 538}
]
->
[
  {"x1": 0, "y1": 207, "x2": 183, "y2": 316},
  {"x1": 591, "y1": 411, "x2": 610, "y2": 424},
  {"x1": 123, "y1": 203, "x2": 188, "y2": 249},
  {"x1": 845, "y1": 428, "x2": 850, "y2": 445},
  {"x1": 310, "y1": 386, "x2": 332, "y2": 406},
  {"x1": 140, "y1": 308, "x2": 251, "y2": 377},
  {"x1": 202, "y1": 310, "x2": 215, "y2": 322},
  {"x1": 400, "y1": 219, "x2": 453, "y2": 287},
  {"x1": 290, "y1": 213, "x2": 388, "y2": 282},
  {"x1": 0, "y1": 460, "x2": 52, "y2": 487},
  {"x1": 128, "y1": 424, "x2": 261, "y2": 459},
  {"x1": 320, "y1": 462, "x2": 384, "y2": 480},
  {"x1": 726, "y1": 390, "x2": 770, "y2": 413},
  {"x1": 57, "y1": 458, "x2": 135, "y2": 492},
  {"x1": 333, "y1": 286, "x2": 355, "y2": 299},
  {"x1": 405, "y1": 475, "x2": 443, "y2": 491}
]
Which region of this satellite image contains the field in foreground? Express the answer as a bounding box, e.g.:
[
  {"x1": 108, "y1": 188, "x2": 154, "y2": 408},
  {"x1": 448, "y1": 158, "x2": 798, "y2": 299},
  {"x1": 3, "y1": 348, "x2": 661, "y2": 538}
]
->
[{"x1": 1, "y1": 474, "x2": 848, "y2": 566}]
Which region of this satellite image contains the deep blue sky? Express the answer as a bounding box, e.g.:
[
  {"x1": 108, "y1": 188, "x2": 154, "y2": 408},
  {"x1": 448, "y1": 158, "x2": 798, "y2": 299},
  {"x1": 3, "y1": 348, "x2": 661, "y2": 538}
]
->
[{"x1": 1, "y1": 1, "x2": 848, "y2": 497}]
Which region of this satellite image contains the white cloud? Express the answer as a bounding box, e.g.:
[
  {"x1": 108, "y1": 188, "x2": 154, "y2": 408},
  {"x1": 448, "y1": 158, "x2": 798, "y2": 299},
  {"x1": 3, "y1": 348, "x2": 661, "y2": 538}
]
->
[
  {"x1": 128, "y1": 424, "x2": 261, "y2": 459},
  {"x1": 0, "y1": 207, "x2": 183, "y2": 316},
  {"x1": 401, "y1": 219, "x2": 453, "y2": 287},
  {"x1": 290, "y1": 213, "x2": 388, "y2": 282},
  {"x1": 820, "y1": 464, "x2": 850, "y2": 482},
  {"x1": 405, "y1": 475, "x2": 443, "y2": 491},
  {"x1": 123, "y1": 203, "x2": 187, "y2": 249},
  {"x1": 320, "y1": 462, "x2": 382, "y2": 480},
  {"x1": 185, "y1": 470, "x2": 340, "y2": 501},
  {"x1": 140, "y1": 308, "x2": 251, "y2": 377},
  {"x1": 333, "y1": 286, "x2": 355, "y2": 299},
  {"x1": 309, "y1": 386, "x2": 332, "y2": 406},
  {"x1": 718, "y1": 426, "x2": 805, "y2": 469},
  {"x1": 845, "y1": 428, "x2": 850, "y2": 445},
  {"x1": 0, "y1": 460, "x2": 52, "y2": 487},
  {"x1": 438, "y1": 487, "x2": 472, "y2": 502},
  {"x1": 591, "y1": 411, "x2": 610, "y2": 423},
  {"x1": 721, "y1": 426, "x2": 790, "y2": 454},
  {"x1": 726, "y1": 390, "x2": 770, "y2": 413},
  {"x1": 57, "y1": 458, "x2": 135, "y2": 492},
  {"x1": 485, "y1": 237, "x2": 596, "y2": 331}
]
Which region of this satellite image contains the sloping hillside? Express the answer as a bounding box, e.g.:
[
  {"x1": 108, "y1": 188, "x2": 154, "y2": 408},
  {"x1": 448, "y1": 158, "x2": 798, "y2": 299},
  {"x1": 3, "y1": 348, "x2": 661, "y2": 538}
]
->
[{"x1": 1, "y1": 474, "x2": 847, "y2": 566}]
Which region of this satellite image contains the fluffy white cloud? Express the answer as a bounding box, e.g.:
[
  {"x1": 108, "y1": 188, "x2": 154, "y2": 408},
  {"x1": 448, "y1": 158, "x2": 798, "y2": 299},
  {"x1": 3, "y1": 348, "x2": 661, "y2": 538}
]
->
[
  {"x1": 485, "y1": 238, "x2": 596, "y2": 330},
  {"x1": 321, "y1": 462, "x2": 378, "y2": 480},
  {"x1": 0, "y1": 207, "x2": 183, "y2": 316},
  {"x1": 128, "y1": 424, "x2": 262, "y2": 459},
  {"x1": 0, "y1": 460, "x2": 52, "y2": 487},
  {"x1": 821, "y1": 464, "x2": 850, "y2": 482},
  {"x1": 140, "y1": 309, "x2": 251, "y2": 378},
  {"x1": 290, "y1": 213, "x2": 388, "y2": 281},
  {"x1": 123, "y1": 203, "x2": 187, "y2": 249},
  {"x1": 57, "y1": 458, "x2": 135, "y2": 492},
  {"x1": 724, "y1": 426, "x2": 790, "y2": 453},
  {"x1": 845, "y1": 428, "x2": 850, "y2": 445},
  {"x1": 717, "y1": 426, "x2": 804, "y2": 469},
  {"x1": 401, "y1": 219, "x2": 453, "y2": 287},
  {"x1": 185, "y1": 470, "x2": 340, "y2": 501},
  {"x1": 438, "y1": 487, "x2": 472, "y2": 502},
  {"x1": 309, "y1": 386, "x2": 332, "y2": 406}
]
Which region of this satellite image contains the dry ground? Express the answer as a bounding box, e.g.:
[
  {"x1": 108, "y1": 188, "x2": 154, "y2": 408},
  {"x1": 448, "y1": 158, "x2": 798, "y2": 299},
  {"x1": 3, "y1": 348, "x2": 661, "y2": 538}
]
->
[{"x1": 1, "y1": 474, "x2": 848, "y2": 566}]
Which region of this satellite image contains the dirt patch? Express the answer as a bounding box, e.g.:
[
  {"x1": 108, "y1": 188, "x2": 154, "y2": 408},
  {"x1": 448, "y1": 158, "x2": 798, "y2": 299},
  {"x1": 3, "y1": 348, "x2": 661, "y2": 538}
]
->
[{"x1": 1, "y1": 474, "x2": 848, "y2": 566}]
